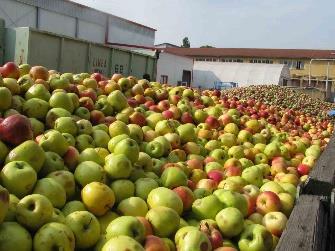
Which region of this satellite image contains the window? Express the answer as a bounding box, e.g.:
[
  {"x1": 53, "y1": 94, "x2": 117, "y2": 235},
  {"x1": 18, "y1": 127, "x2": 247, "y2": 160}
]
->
[
  {"x1": 114, "y1": 64, "x2": 119, "y2": 73},
  {"x1": 120, "y1": 65, "x2": 124, "y2": 74},
  {"x1": 160, "y1": 75, "x2": 168, "y2": 84},
  {"x1": 296, "y1": 61, "x2": 304, "y2": 69}
]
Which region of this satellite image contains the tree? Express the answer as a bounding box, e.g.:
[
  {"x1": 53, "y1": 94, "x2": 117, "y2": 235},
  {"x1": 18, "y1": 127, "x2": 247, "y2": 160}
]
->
[
  {"x1": 200, "y1": 45, "x2": 215, "y2": 48},
  {"x1": 181, "y1": 37, "x2": 190, "y2": 48}
]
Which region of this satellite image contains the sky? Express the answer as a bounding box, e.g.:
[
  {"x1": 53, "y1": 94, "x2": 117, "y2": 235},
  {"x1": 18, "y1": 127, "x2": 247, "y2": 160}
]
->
[{"x1": 71, "y1": 0, "x2": 335, "y2": 49}]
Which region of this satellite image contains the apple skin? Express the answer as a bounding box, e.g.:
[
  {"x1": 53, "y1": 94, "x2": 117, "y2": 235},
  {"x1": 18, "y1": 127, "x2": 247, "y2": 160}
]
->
[
  {"x1": 256, "y1": 191, "x2": 281, "y2": 215},
  {"x1": 213, "y1": 189, "x2": 248, "y2": 217},
  {"x1": 117, "y1": 196, "x2": 148, "y2": 217},
  {"x1": 75, "y1": 161, "x2": 105, "y2": 187},
  {"x1": 65, "y1": 211, "x2": 100, "y2": 249},
  {"x1": 113, "y1": 138, "x2": 139, "y2": 164},
  {"x1": 161, "y1": 166, "x2": 188, "y2": 189},
  {"x1": 262, "y1": 211, "x2": 288, "y2": 236},
  {"x1": 101, "y1": 235, "x2": 144, "y2": 251},
  {"x1": 147, "y1": 187, "x2": 183, "y2": 215},
  {"x1": 135, "y1": 177, "x2": 159, "y2": 200},
  {"x1": 33, "y1": 222, "x2": 75, "y2": 251},
  {"x1": 106, "y1": 215, "x2": 145, "y2": 243},
  {"x1": 146, "y1": 206, "x2": 180, "y2": 238},
  {"x1": 192, "y1": 195, "x2": 224, "y2": 220},
  {"x1": 238, "y1": 224, "x2": 273, "y2": 251},
  {"x1": 0, "y1": 221, "x2": 32, "y2": 251},
  {"x1": 0, "y1": 161, "x2": 37, "y2": 198},
  {"x1": 16, "y1": 194, "x2": 54, "y2": 230},
  {"x1": 144, "y1": 235, "x2": 169, "y2": 251},
  {"x1": 104, "y1": 154, "x2": 133, "y2": 180},
  {"x1": 47, "y1": 170, "x2": 76, "y2": 199},
  {"x1": 62, "y1": 200, "x2": 86, "y2": 216},
  {"x1": 177, "y1": 229, "x2": 212, "y2": 251},
  {"x1": 110, "y1": 179, "x2": 135, "y2": 203},
  {"x1": 215, "y1": 207, "x2": 244, "y2": 238},
  {"x1": 0, "y1": 185, "x2": 9, "y2": 223},
  {"x1": 173, "y1": 186, "x2": 195, "y2": 211}
]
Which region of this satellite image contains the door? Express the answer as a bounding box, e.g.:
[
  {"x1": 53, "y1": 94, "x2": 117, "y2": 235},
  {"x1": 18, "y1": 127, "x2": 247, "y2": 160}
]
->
[{"x1": 182, "y1": 70, "x2": 191, "y2": 87}]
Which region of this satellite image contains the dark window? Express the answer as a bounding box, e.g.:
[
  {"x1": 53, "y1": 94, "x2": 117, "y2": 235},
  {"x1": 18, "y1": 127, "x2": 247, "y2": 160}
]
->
[
  {"x1": 120, "y1": 65, "x2": 124, "y2": 74},
  {"x1": 115, "y1": 64, "x2": 119, "y2": 73},
  {"x1": 161, "y1": 75, "x2": 168, "y2": 84}
]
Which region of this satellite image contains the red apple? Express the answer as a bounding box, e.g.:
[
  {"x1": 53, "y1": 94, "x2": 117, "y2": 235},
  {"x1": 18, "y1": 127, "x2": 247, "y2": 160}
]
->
[
  {"x1": 90, "y1": 110, "x2": 105, "y2": 125},
  {"x1": 63, "y1": 146, "x2": 80, "y2": 170},
  {"x1": 207, "y1": 170, "x2": 224, "y2": 184},
  {"x1": 256, "y1": 191, "x2": 281, "y2": 215},
  {"x1": 297, "y1": 163, "x2": 310, "y2": 176},
  {"x1": 0, "y1": 114, "x2": 33, "y2": 145},
  {"x1": 0, "y1": 62, "x2": 20, "y2": 79},
  {"x1": 173, "y1": 186, "x2": 195, "y2": 211},
  {"x1": 205, "y1": 115, "x2": 220, "y2": 129}
]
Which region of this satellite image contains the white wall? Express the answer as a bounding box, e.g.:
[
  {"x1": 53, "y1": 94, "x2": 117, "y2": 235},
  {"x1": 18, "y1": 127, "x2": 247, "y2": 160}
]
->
[
  {"x1": 0, "y1": 0, "x2": 37, "y2": 28},
  {"x1": 77, "y1": 19, "x2": 105, "y2": 43},
  {"x1": 107, "y1": 15, "x2": 155, "y2": 46},
  {"x1": 157, "y1": 52, "x2": 193, "y2": 85}
]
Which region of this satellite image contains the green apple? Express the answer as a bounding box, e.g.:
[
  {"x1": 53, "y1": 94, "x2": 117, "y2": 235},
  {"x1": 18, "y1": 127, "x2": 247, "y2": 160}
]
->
[
  {"x1": 224, "y1": 123, "x2": 239, "y2": 135},
  {"x1": 4, "y1": 194, "x2": 19, "y2": 221},
  {"x1": 54, "y1": 117, "x2": 78, "y2": 135},
  {"x1": 107, "y1": 134, "x2": 129, "y2": 152},
  {"x1": 29, "y1": 118, "x2": 45, "y2": 137},
  {"x1": 33, "y1": 178, "x2": 66, "y2": 208},
  {"x1": 227, "y1": 146, "x2": 245, "y2": 159},
  {"x1": 134, "y1": 152, "x2": 153, "y2": 171},
  {"x1": 93, "y1": 123, "x2": 109, "y2": 133},
  {"x1": 242, "y1": 166, "x2": 264, "y2": 187},
  {"x1": 106, "y1": 215, "x2": 145, "y2": 242},
  {"x1": 146, "y1": 206, "x2": 180, "y2": 237},
  {"x1": 62, "y1": 133, "x2": 75, "y2": 146},
  {"x1": 193, "y1": 188, "x2": 211, "y2": 199},
  {"x1": 145, "y1": 141, "x2": 165, "y2": 158},
  {"x1": 16, "y1": 194, "x2": 54, "y2": 230},
  {"x1": 62, "y1": 200, "x2": 86, "y2": 216},
  {"x1": 5, "y1": 140, "x2": 45, "y2": 173},
  {"x1": 98, "y1": 211, "x2": 119, "y2": 234},
  {"x1": 110, "y1": 179, "x2": 135, "y2": 203},
  {"x1": 74, "y1": 107, "x2": 90, "y2": 120},
  {"x1": 39, "y1": 130, "x2": 69, "y2": 156},
  {"x1": 209, "y1": 149, "x2": 228, "y2": 165},
  {"x1": 117, "y1": 197, "x2": 148, "y2": 217},
  {"x1": 92, "y1": 129, "x2": 110, "y2": 148},
  {"x1": 25, "y1": 84, "x2": 50, "y2": 101},
  {"x1": 160, "y1": 166, "x2": 188, "y2": 189},
  {"x1": 240, "y1": 158, "x2": 254, "y2": 169},
  {"x1": 101, "y1": 236, "x2": 144, "y2": 251},
  {"x1": 237, "y1": 130, "x2": 253, "y2": 144},
  {"x1": 49, "y1": 77, "x2": 70, "y2": 90},
  {"x1": 215, "y1": 207, "x2": 244, "y2": 237},
  {"x1": 104, "y1": 154, "x2": 133, "y2": 179},
  {"x1": 75, "y1": 134, "x2": 96, "y2": 152},
  {"x1": 175, "y1": 226, "x2": 198, "y2": 245},
  {"x1": 238, "y1": 224, "x2": 273, "y2": 251},
  {"x1": 252, "y1": 133, "x2": 267, "y2": 144},
  {"x1": 135, "y1": 177, "x2": 159, "y2": 200},
  {"x1": 107, "y1": 90, "x2": 128, "y2": 112},
  {"x1": 279, "y1": 182, "x2": 297, "y2": 199},
  {"x1": 0, "y1": 222, "x2": 32, "y2": 251},
  {"x1": 0, "y1": 185, "x2": 9, "y2": 223},
  {"x1": 48, "y1": 207, "x2": 66, "y2": 224},
  {"x1": 213, "y1": 189, "x2": 248, "y2": 216},
  {"x1": 0, "y1": 161, "x2": 37, "y2": 198},
  {"x1": 192, "y1": 195, "x2": 224, "y2": 220},
  {"x1": 177, "y1": 229, "x2": 212, "y2": 251},
  {"x1": 278, "y1": 192, "x2": 295, "y2": 216},
  {"x1": 11, "y1": 95, "x2": 25, "y2": 113},
  {"x1": 33, "y1": 222, "x2": 75, "y2": 251},
  {"x1": 219, "y1": 133, "x2": 237, "y2": 147},
  {"x1": 39, "y1": 151, "x2": 65, "y2": 177},
  {"x1": 67, "y1": 92, "x2": 79, "y2": 109},
  {"x1": 47, "y1": 170, "x2": 76, "y2": 199},
  {"x1": 193, "y1": 109, "x2": 208, "y2": 123},
  {"x1": 260, "y1": 181, "x2": 285, "y2": 194},
  {"x1": 49, "y1": 92, "x2": 74, "y2": 113},
  {"x1": 128, "y1": 124, "x2": 144, "y2": 144},
  {"x1": 22, "y1": 98, "x2": 49, "y2": 119},
  {"x1": 108, "y1": 120, "x2": 130, "y2": 138},
  {"x1": 0, "y1": 140, "x2": 9, "y2": 164},
  {"x1": 147, "y1": 187, "x2": 183, "y2": 215},
  {"x1": 74, "y1": 161, "x2": 105, "y2": 187},
  {"x1": 78, "y1": 147, "x2": 104, "y2": 166},
  {"x1": 95, "y1": 98, "x2": 114, "y2": 116},
  {"x1": 177, "y1": 123, "x2": 196, "y2": 143},
  {"x1": 264, "y1": 142, "x2": 281, "y2": 159},
  {"x1": 146, "y1": 112, "x2": 164, "y2": 129},
  {"x1": 66, "y1": 211, "x2": 101, "y2": 249},
  {"x1": 254, "y1": 153, "x2": 268, "y2": 164},
  {"x1": 0, "y1": 87, "x2": 12, "y2": 111},
  {"x1": 113, "y1": 138, "x2": 139, "y2": 164},
  {"x1": 45, "y1": 108, "x2": 71, "y2": 128},
  {"x1": 76, "y1": 119, "x2": 93, "y2": 135}
]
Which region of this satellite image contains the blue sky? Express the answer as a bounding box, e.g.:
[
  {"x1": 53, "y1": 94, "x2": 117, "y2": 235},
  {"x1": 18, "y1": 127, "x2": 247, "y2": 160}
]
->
[{"x1": 71, "y1": 0, "x2": 335, "y2": 49}]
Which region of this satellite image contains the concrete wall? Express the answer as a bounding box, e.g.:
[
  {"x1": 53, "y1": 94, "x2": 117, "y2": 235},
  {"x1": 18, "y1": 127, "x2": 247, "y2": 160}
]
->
[
  {"x1": 156, "y1": 52, "x2": 193, "y2": 85},
  {"x1": 0, "y1": 0, "x2": 37, "y2": 27}
]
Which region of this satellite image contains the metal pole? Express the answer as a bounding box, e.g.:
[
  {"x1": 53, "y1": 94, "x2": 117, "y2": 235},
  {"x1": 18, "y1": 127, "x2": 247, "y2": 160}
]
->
[
  {"x1": 308, "y1": 59, "x2": 313, "y2": 87},
  {"x1": 326, "y1": 62, "x2": 330, "y2": 101}
]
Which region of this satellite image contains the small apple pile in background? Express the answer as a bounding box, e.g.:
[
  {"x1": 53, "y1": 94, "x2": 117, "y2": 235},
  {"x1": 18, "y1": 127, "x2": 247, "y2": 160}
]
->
[
  {"x1": 222, "y1": 85, "x2": 335, "y2": 120},
  {"x1": 0, "y1": 62, "x2": 332, "y2": 251}
]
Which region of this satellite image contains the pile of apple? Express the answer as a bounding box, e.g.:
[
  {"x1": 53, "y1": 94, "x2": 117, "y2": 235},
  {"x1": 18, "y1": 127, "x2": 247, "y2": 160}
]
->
[
  {"x1": 222, "y1": 85, "x2": 335, "y2": 120},
  {"x1": 0, "y1": 62, "x2": 332, "y2": 251}
]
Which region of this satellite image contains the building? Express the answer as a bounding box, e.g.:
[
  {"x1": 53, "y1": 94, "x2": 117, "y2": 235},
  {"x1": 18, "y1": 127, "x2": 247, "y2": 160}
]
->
[
  {"x1": 0, "y1": 0, "x2": 156, "y2": 46},
  {"x1": 164, "y1": 48, "x2": 335, "y2": 90},
  {"x1": 155, "y1": 43, "x2": 180, "y2": 49}
]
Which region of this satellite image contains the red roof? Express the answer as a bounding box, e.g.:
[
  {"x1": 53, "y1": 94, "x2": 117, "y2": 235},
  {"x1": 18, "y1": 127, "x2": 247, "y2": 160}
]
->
[{"x1": 164, "y1": 48, "x2": 335, "y2": 59}]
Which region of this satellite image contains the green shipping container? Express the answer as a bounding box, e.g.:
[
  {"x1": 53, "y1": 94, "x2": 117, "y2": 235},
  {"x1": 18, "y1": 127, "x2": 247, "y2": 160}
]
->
[{"x1": 4, "y1": 27, "x2": 156, "y2": 78}]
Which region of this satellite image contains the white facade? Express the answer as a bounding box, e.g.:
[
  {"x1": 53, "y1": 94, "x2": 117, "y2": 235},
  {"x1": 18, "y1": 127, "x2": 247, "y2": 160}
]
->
[
  {"x1": 193, "y1": 62, "x2": 291, "y2": 89},
  {"x1": 156, "y1": 52, "x2": 193, "y2": 85},
  {"x1": 0, "y1": 0, "x2": 155, "y2": 45}
]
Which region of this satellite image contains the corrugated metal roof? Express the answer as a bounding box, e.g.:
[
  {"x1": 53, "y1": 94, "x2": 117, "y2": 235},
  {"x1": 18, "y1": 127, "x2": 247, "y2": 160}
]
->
[{"x1": 165, "y1": 48, "x2": 335, "y2": 59}]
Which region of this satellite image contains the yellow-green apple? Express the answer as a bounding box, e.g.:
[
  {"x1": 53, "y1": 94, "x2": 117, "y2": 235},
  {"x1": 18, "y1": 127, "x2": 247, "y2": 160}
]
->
[
  {"x1": 260, "y1": 181, "x2": 285, "y2": 194},
  {"x1": 256, "y1": 191, "x2": 281, "y2": 215},
  {"x1": 278, "y1": 182, "x2": 297, "y2": 198},
  {"x1": 242, "y1": 166, "x2": 264, "y2": 187},
  {"x1": 214, "y1": 189, "x2": 248, "y2": 217},
  {"x1": 238, "y1": 224, "x2": 273, "y2": 251},
  {"x1": 262, "y1": 211, "x2": 288, "y2": 236},
  {"x1": 39, "y1": 151, "x2": 65, "y2": 177},
  {"x1": 49, "y1": 92, "x2": 74, "y2": 113},
  {"x1": 4, "y1": 194, "x2": 19, "y2": 221},
  {"x1": 0, "y1": 185, "x2": 9, "y2": 223},
  {"x1": 98, "y1": 211, "x2": 119, "y2": 234},
  {"x1": 16, "y1": 194, "x2": 53, "y2": 230},
  {"x1": 2, "y1": 78, "x2": 20, "y2": 94},
  {"x1": 74, "y1": 161, "x2": 105, "y2": 187},
  {"x1": 227, "y1": 146, "x2": 244, "y2": 159},
  {"x1": 219, "y1": 133, "x2": 237, "y2": 148},
  {"x1": 224, "y1": 123, "x2": 239, "y2": 136},
  {"x1": 0, "y1": 87, "x2": 12, "y2": 111},
  {"x1": 137, "y1": 216, "x2": 153, "y2": 237},
  {"x1": 146, "y1": 206, "x2": 180, "y2": 238},
  {"x1": 263, "y1": 142, "x2": 281, "y2": 160},
  {"x1": 29, "y1": 118, "x2": 45, "y2": 137},
  {"x1": 128, "y1": 124, "x2": 144, "y2": 144},
  {"x1": 0, "y1": 222, "x2": 32, "y2": 251},
  {"x1": 145, "y1": 141, "x2": 165, "y2": 158},
  {"x1": 107, "y1": 90, "x2": 128, "y2": 112},
  {"x1": 215, "y1": 207, "x2": 244, "y2": 237},
  {"x1": 47, "y1": 170, "x2": 75, "y2": 199},
  {"x1": 81, "y1": 181, "x2": 115, "y2": 216},
  {"x1": 33, "y1": 177, "x2": 66, "y2": 208},
  {"x1": 33, "y1": 222, "x2": 75, "y2": 251},
  {"x1": 104, "y1": 154, "x2": 133, "y2": 179},
  {"x1": 275, "y1": 173, "x2": 299, "y2": 186},
  {"x1": 49, "y1": 208, "x2": 66, "y2": 224},
  {"x1": 46, "y1": 108, "x2": 71, "y2": 128},
  {"x1": 101, "y1": 235, "x2": 144, "y2": 251},
  {"x1": 237, "y1": 130, "x2": 253, "y2": 144},
  {"x1": 135, "y1": 178, "x2": 159, "y2": 200},
  {"x1": 106, "y1": 215, "x2": 145, "y2": 242},
  {"x1": 147, "y1": 187, "x2": 183, "y2": 215},
  {"x1": 62, "y1": 200, "x2": 86, "y2": 216},
  {"x1": 54, "y1": 117, "x2": 77, "y2": 135},
  {"x1": 78, "y1": 147, "x2": 104, "y2": 166},
  {"x1": 248, "y1": 212, "x2": 264, "y2": 225},
  {"x1": 210, "y1": 149, "x2": 228, "y2": 165},
  {"x1": 25, "y1": 83, "x2": 50, "y2": 101},
  {"x1": 192, "y1": 195, "x2": 224, "y2": 220},
  {"x1": 113, "y1": 138, "x2": 139, "y2": 164},
  {"x1": 177, "y1": 123, "x2": 196, "y2": 143},
  {"x1": 39, "y1": 130, "x2": 69, "y2": 156},
  {"x1": 278, "y1": 192, "x2": 295, "y2": 216},
  {"x1": 110, "y1": 179, "x2": 134, "y2": 203},
  {"x1": 177, "y1": 229, "x2": 212, "y2": 251},
  {"x1": 117, "y1": 197, "x2": 148, "y2": 217},
  {"x1": 160, "y1": 166, "x2": 188, "y2": 189},
  {"x1": 65, "y1": 211, "x2": 100, "y2": 249},
  {"x1": 0, "y1": 161, "x2": 37, "y2": 198}
]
